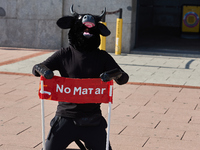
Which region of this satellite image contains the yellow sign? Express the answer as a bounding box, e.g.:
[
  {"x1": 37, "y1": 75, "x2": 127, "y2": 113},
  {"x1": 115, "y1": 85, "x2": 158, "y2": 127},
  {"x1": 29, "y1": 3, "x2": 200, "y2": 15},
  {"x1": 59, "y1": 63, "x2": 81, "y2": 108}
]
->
[{"x1": 182, "y1": 6, "x2": 200, "y2": 33}]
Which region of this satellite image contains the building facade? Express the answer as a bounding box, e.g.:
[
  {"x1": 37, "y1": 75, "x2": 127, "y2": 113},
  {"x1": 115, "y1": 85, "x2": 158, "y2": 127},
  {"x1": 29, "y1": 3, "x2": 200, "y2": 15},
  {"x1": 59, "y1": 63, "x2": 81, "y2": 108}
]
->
[
  {"x1": 0, "y1": 0, "x2": 200, "y2": 53},
  {"x1": 0, "y1": 0, "x2": 136, "y2": 53}
]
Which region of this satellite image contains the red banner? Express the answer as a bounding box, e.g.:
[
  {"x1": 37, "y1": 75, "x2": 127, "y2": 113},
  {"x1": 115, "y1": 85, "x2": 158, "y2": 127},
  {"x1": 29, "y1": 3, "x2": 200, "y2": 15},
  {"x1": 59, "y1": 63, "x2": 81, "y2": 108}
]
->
[{"x1": 38, "y1": 76, "x2": 113, "y2": 104}]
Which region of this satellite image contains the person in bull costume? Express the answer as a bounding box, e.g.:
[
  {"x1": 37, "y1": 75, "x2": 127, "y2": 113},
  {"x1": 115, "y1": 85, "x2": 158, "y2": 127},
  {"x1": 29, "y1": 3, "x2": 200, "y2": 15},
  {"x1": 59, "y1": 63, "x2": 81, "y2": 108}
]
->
[{"x1": 32, "y1": 5, "x2": 129, "y2": 150}]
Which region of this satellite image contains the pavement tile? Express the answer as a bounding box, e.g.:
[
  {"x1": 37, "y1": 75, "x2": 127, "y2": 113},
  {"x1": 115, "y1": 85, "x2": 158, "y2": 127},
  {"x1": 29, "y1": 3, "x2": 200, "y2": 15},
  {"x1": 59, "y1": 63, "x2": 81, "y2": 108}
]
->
[
  {"x1": 190, "y1": 116, "x2": 200, "y2": 124},
  {"x1": 110, "y1": 134, "x2": 149, "y2": 148},
  {"x1": 153, "y1": 121, "x2": 189, "y2": 131},
  {"x1": 109, "y1": 124, "x2": 128, "y2": 135},
  {"x1": 141, "y1": 104, "x2": 170, "y2": 114},
  {"x1": 126, "y1": 94, "x2": 153, "y2": 106},
  {"x1": 165, "y1": 77, "x2": 188, "y2": 85},
  {"x1": 176, "y1": 140, "x2": 200, "y2": 150},
  {"x1": 144, "y1": 138, "x2": 183, "y2": 150},
  {"x1": 0, "y1": 49, "x2": 42, "y2": 63},
  {"x1": 0, "y1": 144, "x2": 34, "y2": 150},
  {"x1": 182, "y1": 130, "x2": 200, "y2": 141}
]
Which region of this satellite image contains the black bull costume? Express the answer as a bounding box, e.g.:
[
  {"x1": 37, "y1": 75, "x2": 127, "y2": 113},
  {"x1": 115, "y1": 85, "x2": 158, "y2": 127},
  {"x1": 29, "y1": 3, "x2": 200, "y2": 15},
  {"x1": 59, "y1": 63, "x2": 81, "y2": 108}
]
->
[{"x1": 32, "y1": 5, "x2": 129, "y2": 150}]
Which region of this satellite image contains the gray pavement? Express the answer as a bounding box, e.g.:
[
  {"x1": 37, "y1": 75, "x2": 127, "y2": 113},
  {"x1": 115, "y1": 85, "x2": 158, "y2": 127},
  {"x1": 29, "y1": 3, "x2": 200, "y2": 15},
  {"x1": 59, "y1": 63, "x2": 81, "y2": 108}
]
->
[
  {"x1": 0, "y1": 50, "x2": 200, "y2": 86},
  {"x1": 0, "y1": 47, "x2": 200, "y2": 150}
]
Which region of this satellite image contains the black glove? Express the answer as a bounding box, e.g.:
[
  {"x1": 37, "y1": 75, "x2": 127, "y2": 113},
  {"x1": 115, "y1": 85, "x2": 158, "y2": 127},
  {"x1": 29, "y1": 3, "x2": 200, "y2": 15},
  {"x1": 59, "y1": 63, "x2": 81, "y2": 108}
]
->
[
  {"x1": 34, "y1": 64, "x2": 54, "y2": 79},
  {"x1": 100, "y1": 68, "x2": 122, "y2": 82}
]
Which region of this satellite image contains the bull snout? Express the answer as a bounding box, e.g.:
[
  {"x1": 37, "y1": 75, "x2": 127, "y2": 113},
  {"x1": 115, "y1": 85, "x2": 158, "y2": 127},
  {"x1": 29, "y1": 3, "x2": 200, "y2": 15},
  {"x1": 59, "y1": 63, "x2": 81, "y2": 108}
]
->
[{"x1": 82, "y1": 15, "x2": 95, "y2": 28}]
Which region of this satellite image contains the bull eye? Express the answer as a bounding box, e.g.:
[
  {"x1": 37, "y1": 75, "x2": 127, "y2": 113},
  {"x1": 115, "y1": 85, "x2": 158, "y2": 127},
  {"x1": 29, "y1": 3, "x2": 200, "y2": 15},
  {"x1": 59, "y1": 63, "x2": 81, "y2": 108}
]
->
[{"x1": 83, "y1": 16, "x2": 87, "y2": 19}]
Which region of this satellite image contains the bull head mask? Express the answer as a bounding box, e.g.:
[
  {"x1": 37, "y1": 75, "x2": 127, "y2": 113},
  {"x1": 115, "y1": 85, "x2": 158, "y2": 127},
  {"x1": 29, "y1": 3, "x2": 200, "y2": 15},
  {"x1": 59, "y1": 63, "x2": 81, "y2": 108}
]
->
[{"x1": 56, "y1": 5, "x2": 111, "y2": 51}]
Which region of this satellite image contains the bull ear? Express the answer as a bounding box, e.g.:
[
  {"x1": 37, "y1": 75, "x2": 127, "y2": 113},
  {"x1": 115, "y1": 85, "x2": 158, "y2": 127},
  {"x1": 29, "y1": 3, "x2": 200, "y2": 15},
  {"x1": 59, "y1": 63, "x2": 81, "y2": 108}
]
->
[
  {"x1": 56, "y1": 16, "x2": 75, "y2": 29},
  {"x1": 98, "y1": 23, "x2": 111, "y2": 36}
]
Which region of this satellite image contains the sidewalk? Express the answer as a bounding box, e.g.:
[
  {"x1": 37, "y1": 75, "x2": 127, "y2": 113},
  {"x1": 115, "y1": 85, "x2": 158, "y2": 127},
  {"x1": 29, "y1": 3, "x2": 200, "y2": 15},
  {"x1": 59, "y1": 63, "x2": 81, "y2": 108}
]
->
[
  {"x1": 0, "y1": 48, "x2": 200, "y2": 87},
  {"x1": 0, "y1": 47, "x2": 200, "y2": 150}
]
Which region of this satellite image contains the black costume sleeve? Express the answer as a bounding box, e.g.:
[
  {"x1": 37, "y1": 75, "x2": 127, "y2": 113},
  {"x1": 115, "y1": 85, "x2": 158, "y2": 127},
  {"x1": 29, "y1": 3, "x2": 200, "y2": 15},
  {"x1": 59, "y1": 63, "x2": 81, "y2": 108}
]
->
[
  {"x1": 103, "y1": 52, "x2": 129, "y2": 85},
  {"x1": 32, "y1": 49, "x2": 63, "y2": 77},
  {"x1": 41, "y1": 50, "x2": 63, "y2": 71},
  {"x1": 32, "y1": 65, "x2": 40, "y2": 77},
  {"x1": 32, "y1": 48, "x2": 129, "y2": 85}
]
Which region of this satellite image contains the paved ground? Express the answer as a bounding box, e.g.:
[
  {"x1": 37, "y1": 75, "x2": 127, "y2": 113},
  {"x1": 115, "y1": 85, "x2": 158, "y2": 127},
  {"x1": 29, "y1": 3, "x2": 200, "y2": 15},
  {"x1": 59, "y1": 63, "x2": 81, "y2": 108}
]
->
[{"x1": 0, "y1": 47, "x2": 200, "y2": 150}]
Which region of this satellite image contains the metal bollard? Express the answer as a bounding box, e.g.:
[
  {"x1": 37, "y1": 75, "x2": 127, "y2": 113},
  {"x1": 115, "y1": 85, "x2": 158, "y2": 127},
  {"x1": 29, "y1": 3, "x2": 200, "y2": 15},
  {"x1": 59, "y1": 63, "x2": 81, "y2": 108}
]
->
[
  {"x1": 99, "y1": 14, "x2": 107, "y2": 51},
  {"x1": 99, "y1": 21, "x2": 107, "y2": 51},
  {"x1": 115, "y1": 8, "x2": 123, "y2": 55}
]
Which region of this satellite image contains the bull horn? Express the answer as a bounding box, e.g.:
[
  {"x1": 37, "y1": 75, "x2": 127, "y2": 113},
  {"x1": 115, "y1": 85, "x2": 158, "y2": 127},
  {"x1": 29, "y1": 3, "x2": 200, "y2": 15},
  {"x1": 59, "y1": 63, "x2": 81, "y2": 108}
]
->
[
  {"x1": 70, "y1": 4, "x2": 78, "y2": 16},
  {"x1": 99, "y1": 8, "x2": 106, "y2": 19}
]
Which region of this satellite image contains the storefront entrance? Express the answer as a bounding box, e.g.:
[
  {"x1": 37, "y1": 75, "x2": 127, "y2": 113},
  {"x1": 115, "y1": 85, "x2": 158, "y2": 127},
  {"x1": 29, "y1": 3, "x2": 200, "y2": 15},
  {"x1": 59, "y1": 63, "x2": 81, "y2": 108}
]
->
[{"x1": 134, "y1": 0, "x2": 200, "y2": 53}]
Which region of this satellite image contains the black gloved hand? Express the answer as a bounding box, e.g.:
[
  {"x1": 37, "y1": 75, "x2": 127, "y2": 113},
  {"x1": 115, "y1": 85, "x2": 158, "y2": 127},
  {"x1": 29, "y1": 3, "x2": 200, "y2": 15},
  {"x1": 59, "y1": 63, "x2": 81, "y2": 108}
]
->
[
  {"x1": 34, "y1": 64, "x2": 54, "y2": 79},
  {"x1": 100, "y1": 68, "x2": 122, "y2": 82}
]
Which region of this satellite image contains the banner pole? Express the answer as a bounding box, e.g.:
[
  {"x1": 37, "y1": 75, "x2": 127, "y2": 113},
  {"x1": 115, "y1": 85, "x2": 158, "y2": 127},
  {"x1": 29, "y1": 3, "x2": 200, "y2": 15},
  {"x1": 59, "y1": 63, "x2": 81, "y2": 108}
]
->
[
  {"x1": 40, "y1": 80, "x2": 46, "y2": 150},
  {"x1": 106, "y1": 84, "x2": 113, "y2": 150},
  {"x1": 106, "y1": 101, "x2": 112, "y2": 150}
]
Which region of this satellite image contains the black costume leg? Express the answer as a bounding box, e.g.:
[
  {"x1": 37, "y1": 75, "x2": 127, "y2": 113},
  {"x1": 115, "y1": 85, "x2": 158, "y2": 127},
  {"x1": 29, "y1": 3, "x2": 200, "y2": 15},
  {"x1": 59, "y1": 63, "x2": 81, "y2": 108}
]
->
[
  {"x1": 79, "y1": 117, "x2": 112, "y2": 150},
  {"x1": 45, "y1": 116, "x2": 112, "y2": 150},
  {"x1": 45, "y1": 116, "x2": 77, "y2": 150}
]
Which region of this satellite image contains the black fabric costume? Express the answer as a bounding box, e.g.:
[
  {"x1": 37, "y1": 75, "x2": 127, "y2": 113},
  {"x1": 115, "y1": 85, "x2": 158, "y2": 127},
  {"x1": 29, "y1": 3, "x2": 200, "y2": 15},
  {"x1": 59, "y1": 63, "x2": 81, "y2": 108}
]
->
[
  {"x1": 33, "y1": 45, "x2": 128, "y2": 150},
  {"x1": 32, "y1": 5, "x2": 129, "y2": 150},
  {"x1": 33, "y1": 45, "x2": 128, "y2": 119}
]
